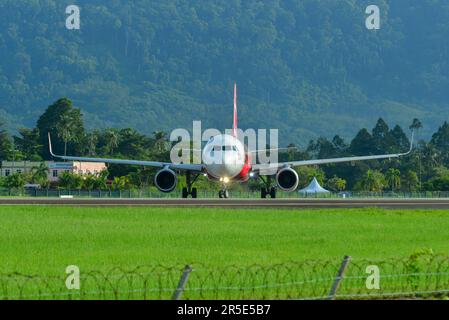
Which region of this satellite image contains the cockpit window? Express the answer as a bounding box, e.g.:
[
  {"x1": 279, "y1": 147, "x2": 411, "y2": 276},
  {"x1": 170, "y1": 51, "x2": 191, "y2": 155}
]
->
[{"x1": 210, "y1": 145, "x2": 238, "y2": 155}]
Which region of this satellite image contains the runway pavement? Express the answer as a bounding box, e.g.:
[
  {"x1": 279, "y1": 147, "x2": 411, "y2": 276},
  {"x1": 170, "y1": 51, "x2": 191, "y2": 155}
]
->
[{"x1": 1, "y1": 198, "x2": 449, "y2": 209}]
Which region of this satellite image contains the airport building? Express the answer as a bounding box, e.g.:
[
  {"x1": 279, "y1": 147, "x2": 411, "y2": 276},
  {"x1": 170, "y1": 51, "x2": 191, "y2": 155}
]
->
[{"x1": 0, "y1": 161, "x2": 107, "y2": 182}]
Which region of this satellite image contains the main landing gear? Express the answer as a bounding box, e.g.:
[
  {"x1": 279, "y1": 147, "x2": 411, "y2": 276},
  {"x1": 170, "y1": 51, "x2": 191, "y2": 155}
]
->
[
  {"x1": 182, "y1": 171, "x2": 199, "y2": 198},
  {"x1": 259, "y1": 176, "x2": 276, "y2": 199}
]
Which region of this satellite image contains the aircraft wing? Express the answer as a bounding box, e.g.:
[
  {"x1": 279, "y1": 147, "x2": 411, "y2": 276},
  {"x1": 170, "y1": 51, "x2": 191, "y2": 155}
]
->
[
  {"x1": 48, "y1": 133, "x2": 204, "y2": 172},
  {"x1": 253, "y1": 132, "x2": 414, "y2": 173}
]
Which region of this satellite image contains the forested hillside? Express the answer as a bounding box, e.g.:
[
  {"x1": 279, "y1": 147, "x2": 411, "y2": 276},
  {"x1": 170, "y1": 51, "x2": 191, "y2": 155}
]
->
[{"x1": 1, "y1": 0, "x2": 448, "y2": 143}]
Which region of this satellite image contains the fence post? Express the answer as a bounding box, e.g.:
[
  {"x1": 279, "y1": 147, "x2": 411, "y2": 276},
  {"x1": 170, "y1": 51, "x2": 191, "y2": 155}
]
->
[
  {"x1": 327, "y1": 255, "x2": 351, "y2": 300},
  {"x1": 172, "y1": 265, "x2": 193, "y2": 300}
]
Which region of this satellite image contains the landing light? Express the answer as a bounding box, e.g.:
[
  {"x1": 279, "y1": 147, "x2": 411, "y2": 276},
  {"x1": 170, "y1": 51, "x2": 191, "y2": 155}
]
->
[{"x1": 223, "y1": 177, "x2": 230, "y2": 184}]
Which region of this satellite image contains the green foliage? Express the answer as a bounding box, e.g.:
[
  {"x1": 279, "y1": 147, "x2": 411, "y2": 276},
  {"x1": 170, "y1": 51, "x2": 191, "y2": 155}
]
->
[
  {"x1": 326, "y1": 176, "x2": 347, "y2": 192},
  {"x1": 295, "y1": 167, "x2": 325, "y2": 189},
  {"x1": 423, "y1": 168, "x2": 449, "y2": 191},
  {"x1": 0, "y1": 1, "x2": 448, "y2": 141},
  {"x1": 1, "y1": 94, "x2": 449, "y2": 192},
  {"x1": 0, "y1": 122, "x2": 13, "y2": 161},
  {"x1": 111, "y1": 176, "x2": 131, "y2": 191},
  {"x1": 30, "y1": 162, "x2": 49, "y2": 188},
  {"x1": 58, "y1": 171, "x2": 84, "y2": 190},
  {"x1": 402, "y1": 170, "x2": 419, "y2": 192},
  {"x1": 14, "y1": 128, "x2": 42, "y2": 161},
  {"x1": 3, "y1": 173, "x2": 26, "y2": 190},
  {"x1": 405, "y1": 248, "x2": 435, "y2": 293},
  {"x1": 385, "y1": 168, "x2": 401, "y2": 191},
  {"x1": 36, "y1": 98, "x2": 85, "y2": 159},
  {"x1": 355, "y1": 170, "x2": 386, "y2": 192}
]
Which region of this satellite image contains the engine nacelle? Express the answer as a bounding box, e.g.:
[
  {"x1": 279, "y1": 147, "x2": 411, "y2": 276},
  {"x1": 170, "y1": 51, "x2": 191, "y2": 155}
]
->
[
  {"x1": 276, "y1": 167, "x2": 299, "y2": 192},
  {"x1": 154, "y1": 169, "x2": 178, "y2": 193}
]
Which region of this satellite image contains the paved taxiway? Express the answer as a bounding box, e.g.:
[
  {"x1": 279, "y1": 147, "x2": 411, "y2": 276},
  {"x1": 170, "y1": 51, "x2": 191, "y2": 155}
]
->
[{"x1": 0, "y1": 198, "x2": 449, "y2": 209}]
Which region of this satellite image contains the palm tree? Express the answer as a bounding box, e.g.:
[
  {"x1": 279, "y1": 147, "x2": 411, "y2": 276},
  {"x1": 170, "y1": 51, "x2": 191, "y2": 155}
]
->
[
  {"x1": 360, "y1": 170, "x2": 386, "y2": 192},
  {"x1": 86, "y1": 132, "x2": 99, "y2": 156},
  {"x1": 56, "y1": 113, "x2": 77, "y2": 156},
  {"x1": 153, "y1": 131, "x2": 168, "y2": 153},
  {"x1": 105, "y1": 129, "x2": 119, "y2": 155},
  {"x1": 31, "y1": 162, "x2": 49, "y2": 187},
  {"x1": 385, "y1": 168, "x2": 401, "y2": 191},
  {"x1": 409, "y1": 118, "x2": 423, "y2": 131}
]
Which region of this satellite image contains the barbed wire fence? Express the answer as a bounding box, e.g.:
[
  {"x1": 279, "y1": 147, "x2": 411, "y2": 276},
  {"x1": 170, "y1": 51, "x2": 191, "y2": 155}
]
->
[{"x1": 1, "y1": 255, "x2": 448, "y2": 300}]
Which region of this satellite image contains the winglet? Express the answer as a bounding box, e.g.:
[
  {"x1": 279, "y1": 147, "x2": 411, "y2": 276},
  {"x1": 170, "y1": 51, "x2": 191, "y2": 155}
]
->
[
  {"x1": 48, "y1": 132, "x2": 56, "y2": 157},
  {"x1": 406, "y1": 130, "x2": 415, "y2": 155}
]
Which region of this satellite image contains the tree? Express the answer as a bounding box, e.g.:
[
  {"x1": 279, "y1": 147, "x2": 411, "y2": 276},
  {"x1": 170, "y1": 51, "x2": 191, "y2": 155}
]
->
[
  {"x1": 82, "y1": 174, "x2": 97, "y2": 191},
  {"x1": 326, "y1": 175, "x2": 346, "y2": 192},
  {"x1": 403, "y1": 170, "x2": 419, "y2": 192},
  {"x1": 58, "y1": 171, "x2": 83, "y2": 190},
  {"x1": 349, "y1": 129, "x2": 374, "y2": 155},
  {"x1": 153, "y1": 131, "x2": 169, "y2": 153},
  {"x1": 56, "y1": 113, "x2": 78, "y2": 156},
  {"x1": 390, "y1": 125, "x2": 410, "y2": 152},
  {"x1": 296, "y1": 167, "x2": 325, "y2": 188},
  {"x1": 85, "y1": 131, "x2": 99, "y2": 156},
  {"x1": 357, "y1": 170, "x2": 386, "y2": 192},
  {"x1": 93, "y1": 170, "x2": 109, "y2": 190},
  {"x1": 3, "y1": 173, "x2": 26, "y2": 190},
  {"x1": 0, "y1": 121, "x2": 13, "y2": 160},
  {"x1": 385, "y1": 168, "x2": 401, "y2": 191},
  {"x1": 372, "y1": 118, "x2": 391, "y2": 153},
  {"x1": 332, "y1": 135, "x2": 347, "y2": 154},
  {"x1": 14, "y1": 128, "x2": 42, "y2": 161},
  {"x1": 31, "y1": 162, "x2": 49, "y2": 187},
  {"x1": 409, "y1": 118, "x2": 423, "y2": 131},
  {"x1": 36, "y1": 98, "x2": 85, "y2": 159},
  {"x1": 104, "y1": 129, "x2": 119, "y2": 155},
  {"x1": 111, "y1": 176, "x2": 131, "y2": 191},
  {"x1": 81, "y1": 170, "x2": 110, "y2": 190}
]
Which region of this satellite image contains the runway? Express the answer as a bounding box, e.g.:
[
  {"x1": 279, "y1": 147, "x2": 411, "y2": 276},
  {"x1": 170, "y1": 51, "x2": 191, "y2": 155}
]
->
[{"x1": 1, "y1": 198, "x2": 449, "y2": 209}]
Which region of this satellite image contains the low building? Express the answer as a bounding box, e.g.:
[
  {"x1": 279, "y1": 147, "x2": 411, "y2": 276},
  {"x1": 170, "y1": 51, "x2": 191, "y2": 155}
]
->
[{"x1": 0, "y1": 161, "x2": 107, "y2": 182}]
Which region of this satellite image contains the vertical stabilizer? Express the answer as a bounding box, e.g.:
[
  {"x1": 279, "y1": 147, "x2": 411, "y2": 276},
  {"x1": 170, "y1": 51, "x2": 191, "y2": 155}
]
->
[{"x1": 233, "y1": 83, "x2": 238, "y2": 137}]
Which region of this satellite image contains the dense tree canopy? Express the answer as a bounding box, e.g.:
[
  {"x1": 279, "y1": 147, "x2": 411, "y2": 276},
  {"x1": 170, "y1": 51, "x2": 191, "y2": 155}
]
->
[{"x1": 0, "y1": 0, "x2": 448, "y2": 143}]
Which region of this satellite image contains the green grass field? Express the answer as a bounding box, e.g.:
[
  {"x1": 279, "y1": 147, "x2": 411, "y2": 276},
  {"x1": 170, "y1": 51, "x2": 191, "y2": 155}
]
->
[{"x1": 0, "y1": 206, "x2": 448, "y2": 275}]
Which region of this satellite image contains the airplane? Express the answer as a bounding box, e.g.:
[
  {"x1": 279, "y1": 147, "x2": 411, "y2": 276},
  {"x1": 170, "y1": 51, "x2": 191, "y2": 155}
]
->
[{"x1": 48, "y1": 84, "x2": 414, "y2": 199}]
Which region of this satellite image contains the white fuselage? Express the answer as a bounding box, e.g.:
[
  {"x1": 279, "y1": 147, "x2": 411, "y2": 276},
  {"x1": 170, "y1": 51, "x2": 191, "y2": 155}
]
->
[{"x1": 202, "y1": 134, "x2": 246, "y2": 180}]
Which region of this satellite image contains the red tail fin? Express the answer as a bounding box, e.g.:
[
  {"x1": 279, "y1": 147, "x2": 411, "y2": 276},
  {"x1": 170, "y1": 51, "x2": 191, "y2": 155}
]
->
[{"x1": 233, "y1": 82, "x2": 238, "y2": 137}]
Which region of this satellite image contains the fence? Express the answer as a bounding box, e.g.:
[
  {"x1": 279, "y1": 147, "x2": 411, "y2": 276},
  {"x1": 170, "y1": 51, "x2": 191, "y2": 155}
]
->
[
  {"x1": 1, "y1": 255, "x2": 448, "y2": 300},
  {"x1": 1, "y1": 188, "x2": 449, "y2": 199}
]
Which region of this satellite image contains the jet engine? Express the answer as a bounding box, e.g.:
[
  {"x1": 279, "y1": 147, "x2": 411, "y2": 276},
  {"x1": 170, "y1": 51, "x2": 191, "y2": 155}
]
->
[
  {"x1": 276, "y1": 167, "x2": 299, "y2": 192},
  {"x1": 154, "y1": 168, "x2": 178, "y2": 193}
]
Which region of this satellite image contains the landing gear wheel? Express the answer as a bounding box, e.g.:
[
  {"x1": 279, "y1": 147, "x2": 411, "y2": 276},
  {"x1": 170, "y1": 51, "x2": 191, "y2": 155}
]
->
[
  {"x1": 191, "y1": 188, "x2": 198, "y2": 199},
  {"x1": 183, "y1": 172, "x2": 200, "y2": 198},
  {"x1": 270, "y1": 187, "x2": 277, "y2": 199},
  {"x1": 261, "y1": 188, "x2": 268, "y2": 199}
]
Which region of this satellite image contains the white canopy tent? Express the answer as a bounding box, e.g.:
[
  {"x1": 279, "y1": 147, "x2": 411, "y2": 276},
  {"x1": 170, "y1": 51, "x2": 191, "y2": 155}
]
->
[{"x1": 298, "y1": 177, "x2": 330, "y2": 194}]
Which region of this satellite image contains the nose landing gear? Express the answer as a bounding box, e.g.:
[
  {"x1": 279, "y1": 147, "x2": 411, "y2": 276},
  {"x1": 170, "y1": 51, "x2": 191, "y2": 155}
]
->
[{"x1": 218, "y1": 189, "x2": 230, "y2": 199}]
